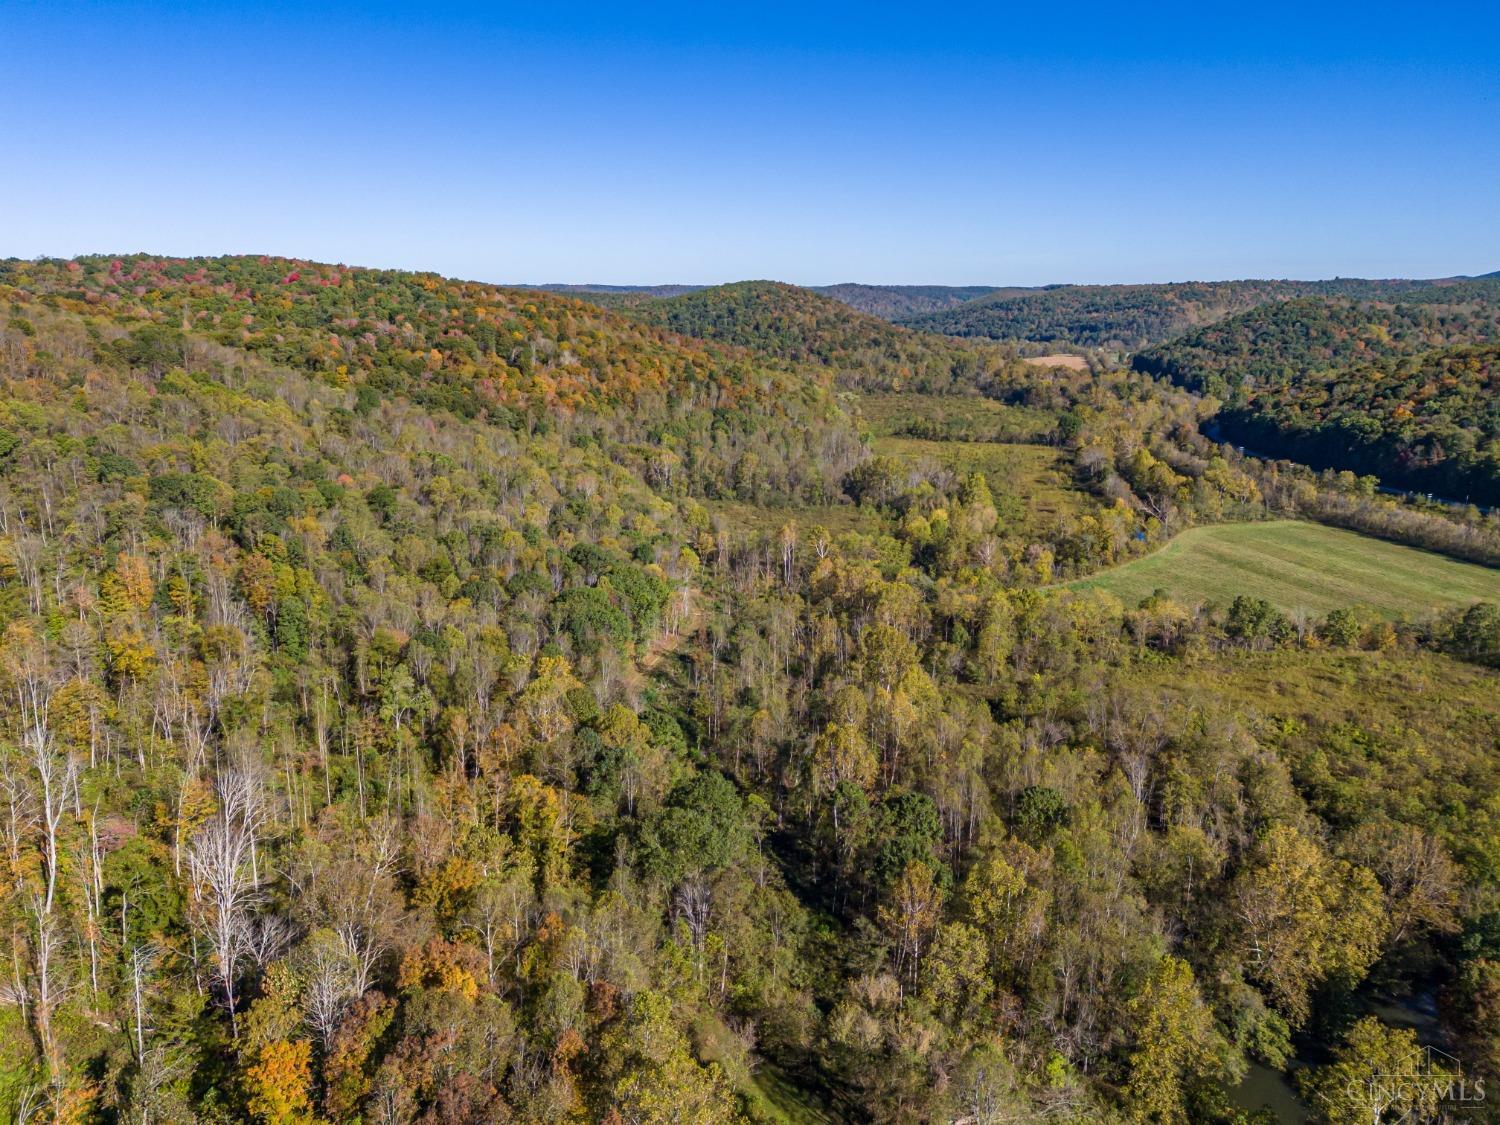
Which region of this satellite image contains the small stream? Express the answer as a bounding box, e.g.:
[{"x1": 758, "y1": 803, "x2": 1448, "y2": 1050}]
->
[
  {"x1": 1227, "y1": 990, "x2": 1442, "y2": 1122},
  {"x1": 1232, "y1": 1060, "x2": 1310, "y2": 1122}
]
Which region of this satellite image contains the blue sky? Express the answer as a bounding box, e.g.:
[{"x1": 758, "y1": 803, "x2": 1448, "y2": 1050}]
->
[{"x1": 3, "y1": 1, "x2": 1497, "y2": 285}]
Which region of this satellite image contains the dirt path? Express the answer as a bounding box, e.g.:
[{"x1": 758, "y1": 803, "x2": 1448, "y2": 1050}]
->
[{"x1": 639, "y1": 594, "x2": 704, "y2": 674}]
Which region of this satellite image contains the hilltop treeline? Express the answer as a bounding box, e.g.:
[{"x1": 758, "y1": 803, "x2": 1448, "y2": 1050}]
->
[
  {"x1": 626, "y1": 280, "x2": 1029, "y2": 393},
  {"x1": 810, "y1": 283, "x2": 1005, "y2": 319},
  {"x1": 899, "y1": 276, "x2": 1498, "y2": 351},
  {"x1": 531, "y1": 283, "x2": 1004, "y2": 321}
]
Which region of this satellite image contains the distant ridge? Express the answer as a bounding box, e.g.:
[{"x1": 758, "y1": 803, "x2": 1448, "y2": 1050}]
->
[
  {"x1": 621, "y1": 279, "x2": 1023, "y2": 392},
  {"x1": 898, "y1": 275, "x2": 1499, "y2": 350},
  {"x1": 512, "y1": 273, "x2": 1500, "y2": 344},
  {"x1": 1133, "y1": 283, "x2": 1500, "y2": 504},
  {"x1": 519, "y1": 282, "x2": 704, "y2": 294},
  {"x1": 518, "y1": 281, "x2": 1005, "y2": 319},
  {"x1": 809, "y1": 283, "x2": 1006, "y2": 318}
]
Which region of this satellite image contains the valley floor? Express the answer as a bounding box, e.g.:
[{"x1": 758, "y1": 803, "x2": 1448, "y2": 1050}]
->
[{"x1": 1068, "y1": 519, "x2": 1500, "y2": 616}]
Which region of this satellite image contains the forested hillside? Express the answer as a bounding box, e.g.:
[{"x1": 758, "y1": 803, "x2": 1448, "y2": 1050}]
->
[
  {"x1": 900, "y1": 276, "x2": 1490, "y2": 351},
  {"x1": 625, "y1": 280, "x2": 1026, "y2": 392},
  {"x1": 0, "y1": 257, "x2": 860, "y2": 502},
  {"x1": 534, "y1": 284, "x2": 1006, "y2": 321},
  {"x1": 0, "y1": 255, "x2": 1498, "y2": 1124},
  {"x1": 518, "y1": 284, "x2": 707, "y2": 312},
  {"x1": 809, "y1": 284, "x2": 1006, "y2": 319},
  {"x1": 526, "y1": 284, "x2": 704, "y2": 297},
  {"x1": 1136, "y1": 288, "x2": 1500, "y2": 504}
]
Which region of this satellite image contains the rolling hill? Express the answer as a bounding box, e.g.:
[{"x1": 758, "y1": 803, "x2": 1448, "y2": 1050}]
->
[
  {"x1": 522, "y1": 281, "x2": 1010, "y2": 319},
  {"x1": 0, "y1": 255, "x2": 863, "y2": 503},
  {"x1": 1133, "y1": 289, "x2": 1500, "y2": 397},
  {"x1": 2, "y1": 253, "x2": 1499, "y2": 1124},
  {"x1": 1134, "y1": 286, "x2": 1500, "y2": 504},
  {"x1": 899, "y1": 275, "x2": 1498, "y2": 351},
  {"x1": 519, "y1": 281, "x2": 1010, "y2": 320},
  {"x1": 809, "y1": 282, "x2": 1008, "y2": 318},
  {"x1": 622, "y1": 279, "x2": 1027, "y2": 392},
  {"x1": 516, "y1": 281, "x2": 707, "y2": 310},
  {"x1": 522, "y1": 283, "x2": 704, "y2": 297}
]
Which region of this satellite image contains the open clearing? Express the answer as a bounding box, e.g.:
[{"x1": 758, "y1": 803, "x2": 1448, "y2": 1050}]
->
[
  {"x1": 1022, "y1": 353, "x2": 1090, "y2": 370},
  {"x1": 1068, "y1": 520, "x2": 1500, "y2": 616},
  {"x1": 873, "y1": 436, "x2": 1094, "y2": 538},
  {"x1": 1119, "y1": 649, "x2": 1500, "y2": 739},
  {"x1": 856, "y1": 391, "x2": 1056, "y2": 442}
]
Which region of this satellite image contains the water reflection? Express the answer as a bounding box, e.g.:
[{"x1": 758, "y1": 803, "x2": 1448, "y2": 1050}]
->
[{"x1": 1227, "y1": 991, "x2": 1439, "y2": 1123}]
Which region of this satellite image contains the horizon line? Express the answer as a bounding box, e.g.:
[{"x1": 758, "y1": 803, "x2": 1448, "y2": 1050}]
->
[{"x1": 6, "y1": 250, "x2": 1496, "y2": 291}]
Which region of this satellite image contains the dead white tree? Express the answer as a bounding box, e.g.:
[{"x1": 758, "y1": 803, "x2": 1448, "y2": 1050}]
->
[
  {"x1": 127, "y1": 944, "x2": 158, "y2": 1061},
  {"x1": 186, "y1": 770, "x2": 264, "y2": 1039},
  {"x1": 13, "y1": 649, "x2": 74, "y2": 916},
  {"x1": 0, "y1": 752, "x2": 38, "y2": 894},
  {"x1": 331, "y1": 823, "x2": 401, "y2": 997},
  {"x1": 300, "y1": 936, "x2": 354, "y2": 1052},
  {"x1": 11, "y1": 529, "x2": 45, "y2": 616},
  {"x1": 244, "y1": 914, "x2": 293, "y2": 972},
  {"x1": 121, "y1": 939, "x2": 195, "y2": 1124},
  {"x1": 674, "y1": 876, "x2": 713, "y2": 981},
  {"x1": 25, "y1": 895, "x2": 70, "y2": 1088}
]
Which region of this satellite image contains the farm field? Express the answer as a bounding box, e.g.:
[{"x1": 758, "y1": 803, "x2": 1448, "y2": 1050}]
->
[
  {"x1": 1069, "y1": 519, "x2": 1500, "y2": 616},
  {"x1": 1021, "y1": 353, "x2": 1090, "y2": 370}
]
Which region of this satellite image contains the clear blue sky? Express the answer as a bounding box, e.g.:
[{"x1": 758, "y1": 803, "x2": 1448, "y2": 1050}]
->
[{"x1": 4, "y1": 1, "x2": 1497, "y2": 285}]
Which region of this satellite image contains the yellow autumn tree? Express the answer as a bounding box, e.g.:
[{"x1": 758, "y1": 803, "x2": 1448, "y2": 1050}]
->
[{"x1": 245, "y1": 1038, "x2": 313, "y2": 1125}]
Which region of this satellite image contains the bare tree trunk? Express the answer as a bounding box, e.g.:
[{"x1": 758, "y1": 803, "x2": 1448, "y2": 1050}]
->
[
  {"x1": 26, "y1": 897, "x2": 68, "y2": 1090},
  {"x1": 186, "y1": 770, "x2": 265, "y2": 1039}
]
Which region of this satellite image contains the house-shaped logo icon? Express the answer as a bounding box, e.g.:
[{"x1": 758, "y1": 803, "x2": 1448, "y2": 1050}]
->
[{"x1": 1358, "y1": 1045, "x2": 1486, "y2": 1120}]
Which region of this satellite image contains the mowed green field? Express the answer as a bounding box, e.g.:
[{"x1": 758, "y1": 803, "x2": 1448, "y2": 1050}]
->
[{"x1": 1069, "y1": 520, "x2": 1500, "y2": 616}]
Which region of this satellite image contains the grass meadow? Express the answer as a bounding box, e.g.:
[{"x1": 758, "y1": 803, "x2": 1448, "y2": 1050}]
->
[
  {"x1": 871, "y1": 436, "x2": 1092, "y2": 539},
  {"x1": 855, "y1": 392, "x2": 1056, "y2": 442},
  {"x1": 1069, "y1": 520, "x2": 1500, "y2": 616}
]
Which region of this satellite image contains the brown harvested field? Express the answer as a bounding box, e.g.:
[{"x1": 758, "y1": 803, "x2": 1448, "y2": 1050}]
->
[{"x1": 1022, "y1": 353, "x2": 1089, "y2": 371}]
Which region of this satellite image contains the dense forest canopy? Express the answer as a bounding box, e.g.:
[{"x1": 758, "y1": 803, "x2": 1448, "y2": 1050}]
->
[
  {"x1": 0, "y1": 254, "x2": 1497, "y2": 1124},
  {"x1": 807, "y1": 285, "x2": 1008, "y2": 319},
  {"x1": 1136, "y1": 288, "x2": 1500, "y2": 505},
  {"x1": 520, "y1": 284, "x2": 1006, "y2": 321},
  {"x1": 0, "y1": 256, "x2": 863, "y2": 504},
  {"x1": 517, "y1": 285, "x2": 708, "y2": 312},
  {"x1": 621, "y1": 280, "x2": 1038, "y2": 394},
  {"x1": 899, "y1": 276, "x2": 1495, "y2": 351}
]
